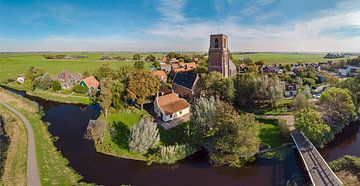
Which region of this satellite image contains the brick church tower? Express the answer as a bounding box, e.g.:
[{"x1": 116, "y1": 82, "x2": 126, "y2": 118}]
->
[{"x1": 208, "y1": 34, "x2": 237, "y2": 77}]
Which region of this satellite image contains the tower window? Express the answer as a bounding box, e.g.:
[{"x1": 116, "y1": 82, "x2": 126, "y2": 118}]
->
[
  {"x1": 224, "y1": 39, "x2": 226, "y2": 48},
  {"x1": 214, "y1": 38, "x2": 219, "y2": 48}
]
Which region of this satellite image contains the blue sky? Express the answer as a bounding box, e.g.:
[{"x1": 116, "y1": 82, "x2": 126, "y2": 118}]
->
[{"x1": 1, "y1": 0, "x2": 360, "y2": 52}]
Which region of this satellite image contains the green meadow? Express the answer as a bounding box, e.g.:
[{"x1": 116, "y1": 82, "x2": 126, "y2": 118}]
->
[
  {"x1": 233, "y1": 52, "x2": 350, "y2": 64},
  {"x1": 0, "y1": 52, "x2": 159, "y2": 81}
]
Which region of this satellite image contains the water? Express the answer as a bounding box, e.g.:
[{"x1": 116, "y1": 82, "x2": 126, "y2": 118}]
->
[{"x1": 3, "y1": 87, "x2": 360, "y2": 186}]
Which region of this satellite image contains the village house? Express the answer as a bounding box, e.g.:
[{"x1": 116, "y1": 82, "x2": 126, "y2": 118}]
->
[
  {"x1": 55, "y1": 70, "x2": 82, "y2": 89},
  {"x1": 172, "y1": 72, "x2": 199, "y2": 99},
  {"x1": 151, "y1": 70, "x2": 168, "y2": 83},
  {"x1": 154, "y1": 93, "x2": 190, "y2": 122},
  {"x1": 160, "y1": 64, "x2": 171, "y2": 72},
  {"x1": 284, "y1": 83, "x2": 298, "y2": 97},
  {"x1": 80, "y1": 75, "x2": 100, "y2": 92}
]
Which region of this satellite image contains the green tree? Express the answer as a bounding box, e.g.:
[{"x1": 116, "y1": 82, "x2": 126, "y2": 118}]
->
[
  {"x1": 25, "y1": 67, "x2": 45, "y2": 81},
  {"x1": 234, "y1": 73, "x2": 257, "y2": 108},
  {"x1": 338, "y1": 77, "x2": 360, "y2": 108},
  {"x1": 153, "y1": 61, "x2": 160, "y2": 69},
  {"x1": 117, "y1": 65, "x2": 135, "y2": 83},
  {"x1": 134, "y1": 61, "x2": 145, "y2": 70},
  {"x1": 33, "y1": 73, "x2": 53, "y2": 90},
  {"x1": 126, "y1": 70, "x2": 160, "y2": 110},
  {"x1": 73, "y1": 84, "x2": 88, "y2": 94},
  {"x1": 295, "y1": 108, "x2": 331, "y2": 148},
  {"x1": 111, "y1": 80, "x2": 126, "y2": 109},
  {"x1": 293, "y1": 88, "x2": 312, "y2": 111},
  {"x1": 201, "y1": 72, "x2": 234, "y2": 102},
  {"x1": 95, "y1": 63, "x2": 114, "y2": 81},
  {"x1": 190, "y1": 97, "x2": 218, "y2": 146},
  {"x1": 52, "y1": 80, "x2": 61, "y2": 91},
  {"x1": 99, "y1": 79, "x2": 113, "y2": 117},
  {"x1": 209, "y1": 102, "x2": 260, "y2": 167},
  {"x1": 128, "y1": 119, "x2": 160, "y2": 154},
  {"x1": 320, "y1": 87, "x2": 356, "y2": 133},
  {"x1": 255, "y1": 75, "x2": 284, "y2": 104},
  {"x1": 285, "y1": 64, "x2": 291, "y2": 72},
  {"x1": 133, "y1": 53, "x2": 141, "y2": 60},
  {"x1": 146, "y1": 54, "x2": 156, "y2": 62},
  {"x1": 303, "y1": 77, "x2": 316, "y2": 87}
]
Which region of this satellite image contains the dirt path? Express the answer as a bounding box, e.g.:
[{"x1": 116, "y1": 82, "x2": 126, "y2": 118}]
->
[{"x1": 0, "y1": 100, "x2": 41, "y2": 186}]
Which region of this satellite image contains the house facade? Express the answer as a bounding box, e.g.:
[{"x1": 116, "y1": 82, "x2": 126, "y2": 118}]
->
[
  {"x1": 154, "y1": 93, "x2": 190, "y2": 122},
  {"x1": 151, "y1": 70, "x2": 168, "y2": 83},
  {"x1": 80, "y1": 75, "x2": 100, "y2": 94},
  {"x1": 172, "y1": 72, "x2": 199, "y2": 99},
  {"x1": 55, "y1": 70, "x2": 82, "y2": 89},
  {"x1": 284, "y1": 83, "x2": 298, "y2": 97}
]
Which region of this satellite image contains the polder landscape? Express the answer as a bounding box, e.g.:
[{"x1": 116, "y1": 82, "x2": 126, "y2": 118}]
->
[{"x1": 1, "y1": 1, "x2": 360, "y2": 186}]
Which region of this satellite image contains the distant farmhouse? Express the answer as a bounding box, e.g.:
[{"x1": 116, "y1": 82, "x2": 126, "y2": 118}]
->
[{"x1": 208, "y1": 34, "x2": 237, "y2": 77}]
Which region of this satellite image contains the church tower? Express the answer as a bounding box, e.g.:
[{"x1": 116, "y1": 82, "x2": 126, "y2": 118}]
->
[{"x1": 208, "y1": 34, "x2": 236, "y2": 77}]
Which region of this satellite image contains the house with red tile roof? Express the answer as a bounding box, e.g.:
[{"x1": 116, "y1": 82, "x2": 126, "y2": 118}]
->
[
  {"x1": 79, "y1": 75, "x2": 100, "y2": 90},
  {"x1": 151, "y1": 70, "x2": 168, "y2": 83},
  {"x1": 185, "y1": 62, "x2": 197, "y2": 71},
  {"x1": 154, "y1": 93, "x2": 190, "y2": 122},
  {"x1": 161, "y1": 64, "x2": 171, "y2": 72}
]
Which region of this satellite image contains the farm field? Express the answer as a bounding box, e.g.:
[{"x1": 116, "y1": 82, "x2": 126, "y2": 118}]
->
[
  {"x1": 0, "y1": 52, "x2": 158, "y2": 81},
  {"x1": 233, "y1": 52, "x2": 351, "y2": 64}
]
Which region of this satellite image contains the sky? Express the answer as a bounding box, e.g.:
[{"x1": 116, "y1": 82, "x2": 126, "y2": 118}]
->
[{"x1": 1, "y1": 0, "x2": 360, "y2": 52}]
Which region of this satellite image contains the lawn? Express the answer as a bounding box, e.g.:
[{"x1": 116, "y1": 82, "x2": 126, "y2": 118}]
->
[
  {"x1": 257, "y1": 118, "x2": 287, "y2": 148},
  {"x1": 0, "y1": 52, "x2": 156, "y2": 81},
  {"x1": 95, "y1": 109, "x2": 190, "y2": 161},
  {"x1": 233, "y1": 52, "x2": 351, "y2": 64},
  {"x1": 0, "y1": 88, "x2": 88, "y2": 185},
  {"x1": 28, "y1": 89, "x2": 93, "y2": 105}
]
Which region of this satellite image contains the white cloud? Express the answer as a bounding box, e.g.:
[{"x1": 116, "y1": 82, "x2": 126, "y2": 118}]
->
[{"x1": 157, "y1": 0, "x2": 186, "y2": 22}]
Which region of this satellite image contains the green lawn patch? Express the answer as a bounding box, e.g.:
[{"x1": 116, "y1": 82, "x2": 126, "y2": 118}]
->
[
  {"x1": 158, "y1": 122, "x2": 190, "y2": 146},
  {"x1": 257, "y1": 118, "x2": 287, "y2": 148},
  {"x1": 28, "y1": 89, "x2": 93, "y2": 105}
]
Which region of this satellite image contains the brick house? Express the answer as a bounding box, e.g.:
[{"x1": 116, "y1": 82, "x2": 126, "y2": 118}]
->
[{"x1": 172, "y1": 72, "x2": 199, "y2": 99}]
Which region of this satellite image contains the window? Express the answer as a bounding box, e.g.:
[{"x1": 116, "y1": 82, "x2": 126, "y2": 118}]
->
[
  {"x1": 214, "y1": 38, "x2": 219, "y2": 48},
  {"x1": 224, "y1": 38, "x2": 226, "y2": 48},
  {"x1": 179, "y1": 111, "x2": 182, "y2": 114}
]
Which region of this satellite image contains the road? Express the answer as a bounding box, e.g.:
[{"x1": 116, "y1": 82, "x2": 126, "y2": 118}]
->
[{"x1": 0, "y1": 100, "x2": 41, "y2": 186}]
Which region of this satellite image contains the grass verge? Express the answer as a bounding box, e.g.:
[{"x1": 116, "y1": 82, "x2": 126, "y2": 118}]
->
[
  {"x1": 27, "y1": 89, "x2": 92, "y2": 105},
  {"x1": 0, "y1": 105, "x2": 27, "y2": 186},
  {"x1": 0, "y1": 87, "x2": 89, "y2": 185},
  {"x1": 257, "y1": 118, "x2": 288, "y2": 148}
]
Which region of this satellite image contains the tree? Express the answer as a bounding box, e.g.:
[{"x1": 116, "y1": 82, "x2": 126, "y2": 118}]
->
[
  {"x1": 52, "y1": 80, "x2": 61, "y2": 91},
  {"x1": 295, "y1": 108, "x2": 331, "y2": 148},
  {"x1": 99, "y1": 79, "x2": 113, "y2": 117},
  {"x1": 209, "y1": 102, "x2": 260, "y2": 167},
  {"x1": 84, "y1": 119, "x2": 107, "y2": 143},
  {"x1": 95, "y1": 63, "x2": 114, "y2": 81},
  {"x1": 255, "y1": 75, "x2": 283, "y2": 103},
  {"x1": 126, "y1": 70, "x2": 160, "y2": 110},
  {"x1": 201, "y1": 72, "x2": 234, "y2": 102},
  {"x1": 285, "y1": 64, "x2": 291, "y2": 72},
  {"x1": 153, "y1": 61, "x2": 160, "y2": 69},
  {"x1": 190, "y1": 97, "x2": 218, "y2": 146},
  {"x1": 111, "y1": 80, "x2": 126, "y2": 109},
  {"x1": 320, "y1": 87, "x2": 356, "y2": 133},
  {"x1": 303, "y1": 77, "x2": 316, "y2": 87},
  {"x1": 73, "y1": 84, "x2": 88, "y2": 94},
  {"x1": 117, "y1": 65, "x2": 135, "y2": 83},
  {"x1": 128, "y1": 119, "x2": 160, "y2": 154},
  {"x1": 83, "y1": 70, "x2": 91, "y2": 77},
  {"x1": 146, "y1": 54, "x2": 156, "y2": 62},
  {"x1": 234, "y1": 73, "x2": 257, "y2": 108},
  {"x1": 133, "y1": 54, "x2": 141, "y2": 60},
  {"x1": 293, "y1": 88, "x2": 312, "y2": 111},
  {"x1": 33, "y1": 73, "x2": 53, "y2": 90},
  {"x1": 25, "y1": 67, "x2": 45, "y2": 81},
  {"x1": 338, "y1": 77, "x2": 360, "y2": 108},
  {"x1": 134, "y1": 61, "x2": 145, "y2": 69}
]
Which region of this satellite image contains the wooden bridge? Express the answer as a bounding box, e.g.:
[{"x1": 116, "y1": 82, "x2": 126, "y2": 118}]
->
[{"x1": 291, "y1": 130, "x2": 343, "y2": 186}]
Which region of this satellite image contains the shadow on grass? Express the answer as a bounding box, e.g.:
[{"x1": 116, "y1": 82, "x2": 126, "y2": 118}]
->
[{"x1": 109, "y1": 121, "x2": 130, "y2": 150}]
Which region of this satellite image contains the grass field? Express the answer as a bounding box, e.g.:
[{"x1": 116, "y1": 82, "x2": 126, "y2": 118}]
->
[
  {"x1": 0, "y1": 52, "x2": 156, "y2": 81},
  {"x1": 0, "y1": 88, "x2": 89, "y2": 185},
  {"x1": 233, "y1": 52, "x2": 351, "y2": 64}
]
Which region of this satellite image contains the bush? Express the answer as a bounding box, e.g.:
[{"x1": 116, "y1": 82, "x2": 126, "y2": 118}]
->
[
  {"x1": 153, "y1": 143, "x2": 195, "y2": 164},
  {"x1": 278, "y1": 118, "x2": 291, "y2": 139},
  {"x1": 128, "y1": 119, "x2": 160, "y2": 154},
  {"x1": 33, "y1": 73, "x2": 53, "y2": 90},
  {"x1": 84, "y1": 119, "x2": 107, "y2": 143},
  {"x1": 52, "y1": 80, "x2": 61, "y2": 91},
  {"x1": 73, "y1": 84, "x2": 88, "y2": 94}
]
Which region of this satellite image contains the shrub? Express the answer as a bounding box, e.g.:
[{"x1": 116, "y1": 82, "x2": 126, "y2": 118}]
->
[
  {"x1": 84, "y1": 119, "x2": 107, "y2": 143},
  {"x1": 154, "y1": 143, "x2": 195, "y2": 164},
  {"x1": 128, "y1": 119, "x2": 160, "y2": 154},
  {"x1": 278, "y1": 118, "x2": 291, "y2": 139},
  {"x1": 73, "y1": 84, "x2": 88, "y2": 94},
  {"x1": 33, "y1": 73, "x2": 53, "y2": 90},
  {"x1": 52, "y1": 80, "x2": 61, "y2": 91}
]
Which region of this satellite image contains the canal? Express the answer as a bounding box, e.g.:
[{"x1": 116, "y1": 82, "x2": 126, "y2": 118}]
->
[{"x1": 4, "y1": 88, "x2": 360, "y2": 186}]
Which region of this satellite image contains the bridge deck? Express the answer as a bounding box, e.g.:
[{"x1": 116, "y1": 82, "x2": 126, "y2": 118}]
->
[{"x1": 291, "y1": 130, "x2": 342, "y2": 186}]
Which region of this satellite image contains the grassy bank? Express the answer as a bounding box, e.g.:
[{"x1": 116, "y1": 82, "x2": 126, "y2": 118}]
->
[
  {"x1": 95, "y1": 109, "x2": 191, "y2": 162},
  {"x1": 0, "y1": 105, "x2": 27, "y2": 186},
  {"x1": 233, "y1": 53, "x2": 351, "y2": 64},
  {"x1": 0, "y1": 88, "x2": 89, "y2": 185},
  {"x1": 329, "y1": 155, "x2": 360, "y2": 186},
  {"x1": 27, "y1": 89, "x2": 93, "y2": 105}
]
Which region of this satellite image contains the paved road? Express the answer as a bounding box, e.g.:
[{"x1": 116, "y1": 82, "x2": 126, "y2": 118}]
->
[{"x1": 0, "y1": 100, "x2": 41, "y2": 186}]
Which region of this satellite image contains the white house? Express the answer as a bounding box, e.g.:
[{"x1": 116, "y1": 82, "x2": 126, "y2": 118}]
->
[
  {"x1": 284, "y1": 83, "x2": 298, "y2": 97},
  {"x1": 154, "y1": 93, "x2": 190, "y2": 122},
  {"x1": 338, "y1": 67, "x2": 352, "y2": 77}
]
